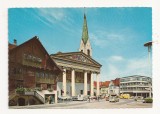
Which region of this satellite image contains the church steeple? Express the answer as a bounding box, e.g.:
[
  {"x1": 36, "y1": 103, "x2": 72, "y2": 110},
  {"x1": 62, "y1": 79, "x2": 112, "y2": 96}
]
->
[
  {"x1": 82, "y1": 14, "x2": 89, "y2": 45},
  {"x1": 79, "y1": 12, "x2": 92, "y2": 57}
]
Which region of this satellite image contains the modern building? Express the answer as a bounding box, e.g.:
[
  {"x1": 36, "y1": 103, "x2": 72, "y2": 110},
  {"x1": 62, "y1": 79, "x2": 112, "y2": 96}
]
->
[
  {"x1": 9, "y1": 36, "x2": 62, "y2": 106},
  {"x1": 120, "y1": 75, "x2": 152, "y2": 98},
  {"x1": 51, "y1": 14, "x2": 102, "y2": 97}
]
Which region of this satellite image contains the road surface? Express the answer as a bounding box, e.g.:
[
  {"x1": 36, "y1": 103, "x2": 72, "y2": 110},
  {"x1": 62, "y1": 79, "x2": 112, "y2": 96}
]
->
[{"x1": 9, "y1": 99, "x2": 152, "y2": 109}]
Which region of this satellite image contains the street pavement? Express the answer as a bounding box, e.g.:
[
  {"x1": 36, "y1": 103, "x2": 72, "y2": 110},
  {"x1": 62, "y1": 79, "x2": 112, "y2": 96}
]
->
[{"x1": 9, "y1": 99, "x2": 152, "y2": 109}]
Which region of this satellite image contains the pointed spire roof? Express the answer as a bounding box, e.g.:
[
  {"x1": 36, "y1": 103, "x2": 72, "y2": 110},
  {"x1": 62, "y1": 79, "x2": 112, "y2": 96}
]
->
[{"x1": 82, "y1": 13, "x2": 89, "y2": 45}]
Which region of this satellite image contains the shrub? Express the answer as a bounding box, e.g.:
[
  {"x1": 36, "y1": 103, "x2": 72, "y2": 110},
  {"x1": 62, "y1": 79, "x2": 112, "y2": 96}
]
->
[
  {"x1": 15, "y1": 87, "x2": 25, "y2": 94},
  {"x1": 35, "y1": 87, "x2": 42, "y2": 91},
  {"x1": 144, "y1": 98, "x2": 153, "y2": 103},
  {"x1": 48, "y1": 88, "x2": 53, "y2": 92}
]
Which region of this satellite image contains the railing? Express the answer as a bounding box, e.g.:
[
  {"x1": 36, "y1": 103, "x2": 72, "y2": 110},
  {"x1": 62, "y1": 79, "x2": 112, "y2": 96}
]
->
[
  {"x1": 36, "y1": 78, "x2": 55, "y2": 84},
  {"x1": 24, "y1": 91, "x2": 35, "y2": 95},
  {"x1": 14, "y1": 90, "x2": 45, "y2": 104},
  {"x1": 34, "y1": 91, "x2": 45, "y2": 103}
]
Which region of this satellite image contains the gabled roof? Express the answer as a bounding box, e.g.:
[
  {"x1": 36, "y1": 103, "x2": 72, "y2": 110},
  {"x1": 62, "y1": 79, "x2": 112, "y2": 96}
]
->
[
  {"x1": 51, "y1": 51, "x2": 102, "y2": 67},
  {"x1": 111, "y1": 78, "x2": 120, "y2": 86},
  {"x1": 9, "y1": 43, "x2": 16, "y2": 50},
  {"x1": 94, "y1": 81, "x2": 110, "y2": 88},
  {"x1": 9, "y1": 36, "x2": 62, "y2": 72}
]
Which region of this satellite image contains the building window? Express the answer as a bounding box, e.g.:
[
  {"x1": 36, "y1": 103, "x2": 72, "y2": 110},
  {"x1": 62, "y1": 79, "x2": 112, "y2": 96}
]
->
[
  {"x1": 36, "y1": 72, "x2": 39, "y2": 78},
  {"x1": 87, "y1": 49, "x2": 90, "y2": 56},
  {"x1": 40, "y1": 72, "x2": 44, "y2": 78},
  {"x1": 45, "y1": 73, "x2": 48, "y2": 79},
  {"x1": 80, "y1": 90, "x2": 83, "y2": 94}
]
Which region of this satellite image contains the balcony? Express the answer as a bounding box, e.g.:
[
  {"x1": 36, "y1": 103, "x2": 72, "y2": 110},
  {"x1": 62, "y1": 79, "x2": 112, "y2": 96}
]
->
[
  {"x1": 36, "y1": 78, "x2": 55, "y2": 84},
  {"x1": 120, "y1": 89, "x2": 150, "y2": 93}
]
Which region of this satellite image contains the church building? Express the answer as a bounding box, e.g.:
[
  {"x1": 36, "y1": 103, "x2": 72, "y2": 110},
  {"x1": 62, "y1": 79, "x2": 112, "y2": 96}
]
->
[{"x1": 51, "y1": 13, "x2": 102, "y2": 97}]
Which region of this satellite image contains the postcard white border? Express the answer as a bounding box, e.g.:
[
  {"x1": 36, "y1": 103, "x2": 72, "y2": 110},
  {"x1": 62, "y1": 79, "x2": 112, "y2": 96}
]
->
[{"x1": 0, "y1": 0, "x2": 160, "y2": 114}]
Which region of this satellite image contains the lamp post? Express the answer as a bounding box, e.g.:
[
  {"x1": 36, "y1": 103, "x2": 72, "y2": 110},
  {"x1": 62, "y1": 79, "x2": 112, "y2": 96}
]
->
[
  {"x1": 144, "y1": 41, "x2": 152, "y2": 76},
  {"x1": 144, "y1": 41, "x2": 152, "y2": 98}
]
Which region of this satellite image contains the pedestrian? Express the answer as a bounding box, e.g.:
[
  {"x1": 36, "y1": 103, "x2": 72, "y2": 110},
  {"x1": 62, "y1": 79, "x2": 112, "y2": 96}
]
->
[
  {"x1": 88, "y1": 96, "x2": 90, "y2": 102},
  {"x1": 48, "y1": 95, "x2": 51, "y2": 104},
  {"x1": 97, "y1": 95, "x2": 99, "y2": 102}
]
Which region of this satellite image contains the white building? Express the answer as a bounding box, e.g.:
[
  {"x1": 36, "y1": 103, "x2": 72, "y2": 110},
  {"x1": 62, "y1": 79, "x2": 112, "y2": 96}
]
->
[
  {"x1": 108, "y1": 81, "x2": 120, "y2": 96},
  {"x1": 120, "y1": 75, "x2": 152, "y2": 98}
]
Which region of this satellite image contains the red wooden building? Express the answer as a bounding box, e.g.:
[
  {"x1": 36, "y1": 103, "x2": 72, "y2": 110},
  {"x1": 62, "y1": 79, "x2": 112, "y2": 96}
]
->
[{"x1": 9, "y1": 36, "x2": 62, "y2": 106}]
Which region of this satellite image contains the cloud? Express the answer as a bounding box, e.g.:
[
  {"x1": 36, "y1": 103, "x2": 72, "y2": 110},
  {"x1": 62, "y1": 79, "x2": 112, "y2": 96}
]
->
[
  {"x1": 109, "y1": 55, "x2": 124, "y2": 61},
  {"x1": 31, "y1": 9, "x2": 78, "y2": 34},
  {"x1": 36, "y1": 9, "x2": 66, "y2": 23},
  {"x1": 90, "y1": 28, "x2": 136, "y2": 49},
  {"x1": 100, "y1": 56, "x2": 151, "y2": 81}
]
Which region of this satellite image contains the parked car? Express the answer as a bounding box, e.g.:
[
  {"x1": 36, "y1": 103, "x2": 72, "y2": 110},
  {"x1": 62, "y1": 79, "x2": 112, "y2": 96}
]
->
[
  {"x1": 105, "y1": 95, "x2": 109, "y2": 101},
  {"x1": 89, "y1": 96, "x2": 97, "y2": 100},
  {"x1": 109, "y1": 94, "x2": 119, "y2": 102},
  {"x1": 77, "y1": 95, "x2": 88, "y2": 101},
  {"x1": 72, "y1": 96, "x2": 78, "y2": 101},
  {"x1": 134, "y1": 96, "x2": 144, "y2": 101}
]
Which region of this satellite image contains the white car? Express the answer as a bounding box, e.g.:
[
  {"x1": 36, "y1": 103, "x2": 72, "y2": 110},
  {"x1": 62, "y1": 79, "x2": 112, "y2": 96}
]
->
[
  {"x1": 77, "y1": 95, "x2": 88, "y2": 101},
  {"x1": 109, "y1": 94, "x2": 119, "y2": 102}
]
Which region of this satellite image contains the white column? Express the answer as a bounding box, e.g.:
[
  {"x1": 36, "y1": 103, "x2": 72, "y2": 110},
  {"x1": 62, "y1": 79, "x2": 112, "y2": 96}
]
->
[
  {"x1": 90, "y1": 73, "x2": 94, "y2": 96},
  {"x1": 96, "y1": 73, "x2": 100, "y2": 96},
  {"x1": 71, "y1": 69, "x2": 75, "y2": 96},
  {"x1": 63, "y1": 68, "x2": 66, "y2": 96},
  {"x1": 84, "y1": 71, "x2": 87, "y2": 95}
]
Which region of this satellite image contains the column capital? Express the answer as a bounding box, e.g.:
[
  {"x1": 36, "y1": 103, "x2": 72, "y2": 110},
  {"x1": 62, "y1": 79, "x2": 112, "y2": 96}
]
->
[
  {"x1": 83, "y1": 70, "x2": 91, "y2": 73},
  {"x1": 71, "y1": 68, "x2": 75, "y2": 71}
]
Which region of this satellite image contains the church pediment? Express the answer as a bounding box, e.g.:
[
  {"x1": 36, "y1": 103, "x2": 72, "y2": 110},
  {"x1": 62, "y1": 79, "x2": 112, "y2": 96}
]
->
[{"x1": 51, "y1": 52, "x2": 101, "y2": 67}]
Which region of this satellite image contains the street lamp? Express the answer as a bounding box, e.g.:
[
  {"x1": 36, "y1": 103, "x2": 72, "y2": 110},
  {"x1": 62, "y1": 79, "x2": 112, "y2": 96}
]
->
[{"x1": 144, "y1": 41, "x2": 152, "y2": 76}]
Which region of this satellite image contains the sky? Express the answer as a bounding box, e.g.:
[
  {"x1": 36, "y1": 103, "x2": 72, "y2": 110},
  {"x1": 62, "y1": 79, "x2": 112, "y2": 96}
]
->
[{"x1": 8, "y1": 8, "x2": 152, "y2": 81}]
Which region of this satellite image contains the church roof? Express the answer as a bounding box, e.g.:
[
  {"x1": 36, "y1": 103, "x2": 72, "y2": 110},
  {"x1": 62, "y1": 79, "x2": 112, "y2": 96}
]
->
[
  {"x1": 51, "y1": 51, "x2": 102, "y2": 67},
  {"x1": 82, "y1": 14, "x2": 89, "y2": 45}
]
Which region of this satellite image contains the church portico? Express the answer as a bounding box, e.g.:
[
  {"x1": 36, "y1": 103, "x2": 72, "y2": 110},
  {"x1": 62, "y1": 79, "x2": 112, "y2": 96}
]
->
[{"x1": 57, "y1": 64, "x2": 100, "y2": 97}]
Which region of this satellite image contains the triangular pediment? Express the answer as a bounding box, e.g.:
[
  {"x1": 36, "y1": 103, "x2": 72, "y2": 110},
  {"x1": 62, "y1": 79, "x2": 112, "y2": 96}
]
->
[{"x1": 51, "y1": 52, "x2": 101, "y2": 67}]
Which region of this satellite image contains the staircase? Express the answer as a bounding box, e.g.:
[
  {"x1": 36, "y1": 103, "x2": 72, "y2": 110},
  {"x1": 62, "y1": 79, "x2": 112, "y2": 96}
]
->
[
  {"x1": 9, "y1": 90, "x2": 45, "y2": 104},
  {"x1": 34, "y1": 91, "x2": 45, "y2": 103},
  {"x1": 9, "y1": 90, "x2": 16, "y2": 100}
]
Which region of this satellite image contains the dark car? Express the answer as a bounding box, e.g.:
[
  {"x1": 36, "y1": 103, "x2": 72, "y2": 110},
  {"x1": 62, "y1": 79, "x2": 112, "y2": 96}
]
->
[{"x1": 105, "y1": 96, "x2": 109, "y2": 101}]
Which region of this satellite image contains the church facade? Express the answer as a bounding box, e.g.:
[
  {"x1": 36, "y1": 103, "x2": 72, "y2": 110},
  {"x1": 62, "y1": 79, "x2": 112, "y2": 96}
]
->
[{"x1": 51, "y1": 14, "x2": 102, "y2": 97}]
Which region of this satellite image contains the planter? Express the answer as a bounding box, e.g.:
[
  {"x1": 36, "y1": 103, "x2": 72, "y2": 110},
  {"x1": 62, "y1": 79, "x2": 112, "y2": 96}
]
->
[
  {"x1": 16, "y1": 91, "x2": 24, "y2": 95},
  {"x1": 24, "y1": 91, "x2": 34, "y2": 95}
]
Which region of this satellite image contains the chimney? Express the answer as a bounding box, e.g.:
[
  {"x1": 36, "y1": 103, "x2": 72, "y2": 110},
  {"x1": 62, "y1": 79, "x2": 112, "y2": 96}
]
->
[{"x1": 13, "y1": 39, "x2": 17, "y2": 45}]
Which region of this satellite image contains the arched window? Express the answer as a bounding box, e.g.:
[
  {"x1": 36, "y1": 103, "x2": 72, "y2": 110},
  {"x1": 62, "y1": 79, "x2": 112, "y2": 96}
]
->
[
  {"x1": 81, "y1": 50, "x2": 83, "y2": 52},
  {"x1": 87, "y1": 49, "x2": 90, "y2": 56}
]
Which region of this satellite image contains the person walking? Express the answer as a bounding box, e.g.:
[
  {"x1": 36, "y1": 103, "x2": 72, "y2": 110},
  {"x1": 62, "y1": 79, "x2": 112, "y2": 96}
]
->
[
  {"x1": 48, "y1": 95, "x2": 51, "y2": 104},
  {"x1": 88, "y1": 96, "x2": 90, "y2": 102}
]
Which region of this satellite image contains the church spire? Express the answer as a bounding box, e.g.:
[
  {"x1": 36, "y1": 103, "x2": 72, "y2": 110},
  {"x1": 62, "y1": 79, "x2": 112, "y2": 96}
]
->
[
  {"x1": 79, "y1": 11, "x2": 92, "y2": 57},
  {"x1": 82, "y1": 13, "x2": 89, "y2": 45}
]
